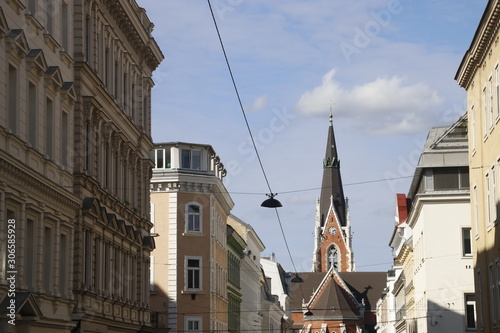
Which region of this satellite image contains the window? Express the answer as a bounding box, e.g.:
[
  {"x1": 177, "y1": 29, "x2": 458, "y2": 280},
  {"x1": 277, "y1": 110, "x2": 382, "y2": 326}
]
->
[
  {"x1": 478, "y1": 270, "x2": 484, "y2": 328},
  {"x1": 59, "y1": 234, "x2": 67, "y2": 297},
  {"x1": 83, "y1": 230, "x2": 92, "y2": 288},
  {"x1": 465, "y1": 294, "x2": 477, "y2": 329},
  {"x1": 123, "y1": 252, "x2": 129, "y2": 300},
  {"x1": 43, "y1": 226, "x2": 53, "y2": 294},
  {"x1": 150, "y1": 256, "x2": 155, "y2": 291},
  {"x1": 61, "y1": 2, "x2": 69, "y2": 51},
  {"x1": 45, "y1": 98, "x2": 54, "y2": 159},
  {"x1": 151, "y1": 148, "x2": 170, "y2": 169},
  {"x1": 491, "y1": 264, "x2": 498, "y2": 324},
  {"x1": 497, "y1": 261, "x2": 500, "y2": 321},
  {"x1": 484, "y1": 86, "x2": 488, "y2": 135},
  {"x1": 186, "y1": 257, "x2": 201, "y2": 290},
  {"x1": 25, "y1": 218, "x2": 35, "y2": 290},
  {"x1": 327, "y1": 245, "x2": 338, "y2": 271},
  {"x1": 474, "y1": 185, "x2": 479, "y2": 235},
  {"x1": 496, "y1": 65, "x2": 500, "y2": 119},
  {"x1": 185, "y1": 316, "x2": 202, "y2": 332},
  {"x1": 462, "y1": 228, "x2": 472, "y2": 257},
  {"x1": 45, "y1": 0, "x2": 53, "y2": 34},
  {"x1": 28, "y1": 0, "x2": 36, "y2": 14},
  {"x1": 94, "y1": 237, "x2": 101, "y2": 292},
  {"x1": 494, "y1": 167, "x2": 498, "y2": 223},
  {"x1": 182, "y1": 149, "x2": 202, "y2": 170},
  {"x1": 490, "y1": 76, "x2": 494, "y2": 128},
  {"x1": 103, "y1": 242, "x2": 111, "y2": 296},
  {"x1": 28, "y1": 82, "x2": 37, "y2": 147},
  {"x1": 471, "y1": 105, "x2": 476, "y2": 152},
  {"x1": 186, "y1": 204, "x2": 201, "y2": 232},
  {"x1": 114, "y1": 61, "x2": 119, "y2": 98},
  {"x1": 62, "y1": 111, "x2": 69, "y2": 168},
  {"x1": 8, "y1": 65, "x2": 17, "y2": 134},
  {"x1": 114, "y1": 247, "x2": 121, "y2": 297},
  {"x1": 487, "y1": 173, "x2": 492, "y2": 225},
  {"x1": 433, "y1": 167, "x2": 469, "y2": 190}
]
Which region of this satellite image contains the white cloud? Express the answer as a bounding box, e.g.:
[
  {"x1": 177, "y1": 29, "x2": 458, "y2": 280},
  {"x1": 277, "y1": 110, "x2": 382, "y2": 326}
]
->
[
  {"x1": 248, "y1": 95, "x2": 268, "y2": 111},
  {"x1": 295, "y1": 68, "x2": 443, "y2": 135}
]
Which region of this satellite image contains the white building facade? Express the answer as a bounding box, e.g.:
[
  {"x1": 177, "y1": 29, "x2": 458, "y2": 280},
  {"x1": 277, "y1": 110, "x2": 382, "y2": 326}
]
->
[{"x1": 399, "y1": 118, "x2": 475, "y2": 332}]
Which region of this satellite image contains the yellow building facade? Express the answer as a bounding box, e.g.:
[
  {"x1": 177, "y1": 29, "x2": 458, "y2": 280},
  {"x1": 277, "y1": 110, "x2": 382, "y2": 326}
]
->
[
  {"x1": 150, "y1": 142, "x2": 234, "y2": 332},
  {"x1": 456, "y1": 1, "x2": 500, "y2": 330}
]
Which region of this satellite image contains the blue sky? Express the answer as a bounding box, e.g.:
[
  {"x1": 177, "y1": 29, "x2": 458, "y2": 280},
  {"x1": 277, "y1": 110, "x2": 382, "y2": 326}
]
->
[{"x1": 138, "y1": 0, "x2": 487, "y2": 272}]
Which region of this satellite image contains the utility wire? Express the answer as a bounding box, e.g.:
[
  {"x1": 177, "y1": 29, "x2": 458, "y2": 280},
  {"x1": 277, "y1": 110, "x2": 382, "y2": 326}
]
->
[
  {"x1": 206, "y1": 0, "x2": 272, "y2": 195},
  {"x1": 206, "y1": 0, "x2": 305, "y2": 298}
]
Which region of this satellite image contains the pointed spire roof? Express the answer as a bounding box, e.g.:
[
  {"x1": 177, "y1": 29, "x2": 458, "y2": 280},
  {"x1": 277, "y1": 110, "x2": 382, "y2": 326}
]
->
[{"x1": 319, "y1": 114, "x2": 347, "y2": 227}]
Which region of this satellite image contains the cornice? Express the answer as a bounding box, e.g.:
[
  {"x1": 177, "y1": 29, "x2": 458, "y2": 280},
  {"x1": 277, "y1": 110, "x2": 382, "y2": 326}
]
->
[
  {"x1": 0, "y1": 154, "x2": 80, "y2": 213},
  {"x1": 456, "y1": 1, "x2": 500, "y2": 89},
  {"x1": 102, "y1": 0, "x2": 163, "y2": 70},
  {"x1": 407, "y1": 192, "x2": 469, "y2": 228}
]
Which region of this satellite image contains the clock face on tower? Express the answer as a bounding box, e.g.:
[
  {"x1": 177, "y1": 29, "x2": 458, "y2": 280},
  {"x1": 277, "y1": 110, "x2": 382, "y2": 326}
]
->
[{"x1": 328, "y1": 226, "x2": 337, "y2": 235}]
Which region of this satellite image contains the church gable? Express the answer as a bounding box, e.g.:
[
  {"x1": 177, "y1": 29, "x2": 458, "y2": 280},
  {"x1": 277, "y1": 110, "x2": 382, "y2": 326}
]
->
[{"x1": 317, "y1": 197, "x2": 353, "y2": 272}]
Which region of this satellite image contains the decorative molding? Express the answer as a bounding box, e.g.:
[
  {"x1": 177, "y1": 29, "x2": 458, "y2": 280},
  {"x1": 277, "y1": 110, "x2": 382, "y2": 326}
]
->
[
  {"x1": 26, "y1": 48, "x2": 47, "y2": 76},
  {"x1": 44, "y1": 66, "x2": 63, "y2": 91},
  {"x1": 456, "y1": 2, "x2": 500, "y2": 88},
  {"x1": 0, "y1": 7, "x2": 9, "y2": 37},
  {"x1": 6, "y1": 29, "x2": 29, "y2": 59}
]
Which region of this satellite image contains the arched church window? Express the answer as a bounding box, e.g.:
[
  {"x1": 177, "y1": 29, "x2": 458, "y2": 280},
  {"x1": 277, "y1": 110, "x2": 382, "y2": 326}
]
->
[{"x1": 327, "y1": 245, "x2": 338, "y2": 271}]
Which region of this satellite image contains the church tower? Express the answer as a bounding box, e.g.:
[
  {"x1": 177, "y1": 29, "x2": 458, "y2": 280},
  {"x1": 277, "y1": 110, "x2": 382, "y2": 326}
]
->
[{"x1": 312, "y1": 115, "x2": 354, "y2": 272}]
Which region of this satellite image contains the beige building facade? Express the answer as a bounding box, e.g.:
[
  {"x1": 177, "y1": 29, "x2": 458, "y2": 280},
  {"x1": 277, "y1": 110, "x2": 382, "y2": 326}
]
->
[
  {"x1": 0, "y1": 0, "x2": 162, "y2": 332},
  {"x1": 150, "y1": 142, "x2": 233, "y2": 332},
  {"x1": 456, "y1": 1, "x2": 500, "y2": 331}
]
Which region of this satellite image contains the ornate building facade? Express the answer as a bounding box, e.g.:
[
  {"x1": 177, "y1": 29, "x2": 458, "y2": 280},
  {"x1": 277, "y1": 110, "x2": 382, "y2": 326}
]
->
[{"x1": 0, "y1": 0, "x2": 162, "y2": 332}]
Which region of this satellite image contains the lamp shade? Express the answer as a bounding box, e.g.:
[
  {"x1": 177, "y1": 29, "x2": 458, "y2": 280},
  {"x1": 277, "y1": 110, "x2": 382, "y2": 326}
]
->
[
  {"x1": 304, "y1": 309, "x2": 314, "y2": 316},
  {"x1": 261, "y1": 193, "x2": 282, "y2": 208}
]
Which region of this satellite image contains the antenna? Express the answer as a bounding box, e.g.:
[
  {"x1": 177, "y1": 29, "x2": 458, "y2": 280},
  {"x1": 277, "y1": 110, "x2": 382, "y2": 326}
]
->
[{"x1": 327, "y1": 99, "x2": 334, "y2": 123}]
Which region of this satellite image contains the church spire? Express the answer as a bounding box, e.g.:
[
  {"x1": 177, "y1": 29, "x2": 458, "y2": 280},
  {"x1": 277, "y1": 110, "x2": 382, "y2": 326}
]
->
[{"x1": 319, "y1": 114, "x2": 347, "y2": 227}]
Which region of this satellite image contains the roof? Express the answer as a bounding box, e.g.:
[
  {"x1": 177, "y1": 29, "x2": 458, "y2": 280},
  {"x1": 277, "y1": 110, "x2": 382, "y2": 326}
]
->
[
  {"x1": 153, "y1": 141, "x2": 216, "y2": 155},
  {"x1": 228, "y1": 214, "x2": 266, "y2": 251},
  {"x1": 319, "y1": 117, "x2": 347, "y2": 227},
  {"x1": 290, "y1": 271, "x2": 386, "y2": 317},
  {"x1": 407, "y1": 114, "x2": 468, "y2": 198}
]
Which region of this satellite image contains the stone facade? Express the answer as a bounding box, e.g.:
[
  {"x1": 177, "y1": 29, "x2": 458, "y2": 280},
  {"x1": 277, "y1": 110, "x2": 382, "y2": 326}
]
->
[{"x1": 0, "y1": 0, "x2": 162, "y2": 332}]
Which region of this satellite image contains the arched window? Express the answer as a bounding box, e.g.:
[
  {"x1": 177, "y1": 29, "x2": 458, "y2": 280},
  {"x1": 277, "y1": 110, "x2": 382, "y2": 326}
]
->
[{"x1": 327, "y1": 245, "x2": 339, "y2": 271}]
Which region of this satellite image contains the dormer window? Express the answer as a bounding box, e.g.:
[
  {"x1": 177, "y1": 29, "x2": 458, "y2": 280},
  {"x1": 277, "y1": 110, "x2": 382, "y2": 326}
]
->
[{"x1": 182, "y1": 149, "x2": 202, "y2": 170}]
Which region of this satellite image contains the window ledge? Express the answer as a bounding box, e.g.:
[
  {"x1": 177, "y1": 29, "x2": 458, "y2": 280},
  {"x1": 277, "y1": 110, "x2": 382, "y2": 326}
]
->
[
  {"x1": 182, "y1": 232, "x2": 204, "y2": 237},
  {"x1": 181, "y1": 290, "x2": 205, "y2": 295}
]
